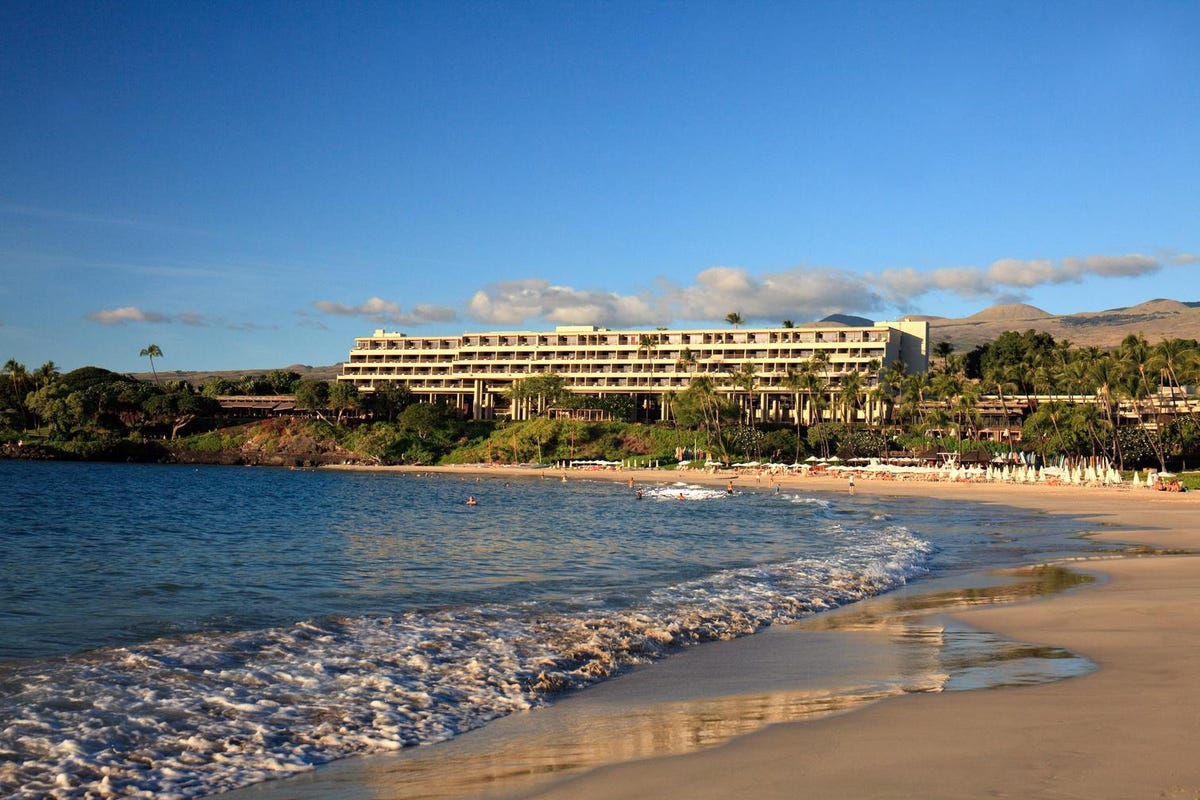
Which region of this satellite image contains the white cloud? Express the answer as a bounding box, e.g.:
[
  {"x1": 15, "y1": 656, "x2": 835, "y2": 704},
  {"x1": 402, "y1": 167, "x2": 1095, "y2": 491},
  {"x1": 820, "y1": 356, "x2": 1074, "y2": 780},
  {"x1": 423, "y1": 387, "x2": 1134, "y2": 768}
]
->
[
  {"x1": 86, "y1": 306, "x2": 170, "y2": 324},
  {"x1": 467, "y1": 279, "x2": 661, "y2": 327},
  {"x1": 876, "y1": 253, "x2": 1168, "y2": 304},
  {"x1": 314, "y1": 250, "x2": 1187, "y2": 332},
  {"x1": 666, "y1": 266, "x2": 882, "y2": 322},
  {"x1": 85, "y1": 306, "x2": 271, "y2": 330},
  {"x1": 311, "y1": 296, "x2": 457, "y2": 326}
]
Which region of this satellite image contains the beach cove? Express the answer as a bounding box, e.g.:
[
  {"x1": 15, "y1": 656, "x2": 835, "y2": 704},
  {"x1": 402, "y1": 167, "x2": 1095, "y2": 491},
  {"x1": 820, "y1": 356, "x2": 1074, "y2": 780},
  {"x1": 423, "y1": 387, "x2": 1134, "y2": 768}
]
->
[{"x1": 219, "y1": 464, "x2": 1200, "y2": 800}]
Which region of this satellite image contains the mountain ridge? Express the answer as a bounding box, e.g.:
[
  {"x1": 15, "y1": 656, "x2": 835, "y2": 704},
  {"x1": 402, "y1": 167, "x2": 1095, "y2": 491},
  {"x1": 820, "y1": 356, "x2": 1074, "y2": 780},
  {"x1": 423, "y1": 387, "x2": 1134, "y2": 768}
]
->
[{"x1": 926, "y1": 298, "x2": 1200, "y2": 350}]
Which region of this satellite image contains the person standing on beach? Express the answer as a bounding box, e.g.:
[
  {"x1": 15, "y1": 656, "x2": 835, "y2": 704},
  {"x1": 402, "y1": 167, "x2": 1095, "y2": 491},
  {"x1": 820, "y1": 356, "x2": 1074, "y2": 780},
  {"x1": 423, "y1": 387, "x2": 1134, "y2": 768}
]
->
[{"x1": 848, "y1": 474, "x2": 856, "y2": 494}]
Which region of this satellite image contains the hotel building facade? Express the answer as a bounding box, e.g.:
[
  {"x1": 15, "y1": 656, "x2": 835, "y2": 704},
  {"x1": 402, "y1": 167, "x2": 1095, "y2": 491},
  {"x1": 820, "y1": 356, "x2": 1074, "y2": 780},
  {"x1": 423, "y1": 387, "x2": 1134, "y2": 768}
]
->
[{"x1": 337, "y1": 319, "x2": 930, "y2": 423}]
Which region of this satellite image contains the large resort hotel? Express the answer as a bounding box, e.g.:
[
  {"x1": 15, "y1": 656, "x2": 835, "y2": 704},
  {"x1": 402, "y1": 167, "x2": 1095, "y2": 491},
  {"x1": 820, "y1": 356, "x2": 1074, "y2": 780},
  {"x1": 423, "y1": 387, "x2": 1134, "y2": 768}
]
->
[{"x1": 338, "y1": 319, "x2": 930, "y2": 422}]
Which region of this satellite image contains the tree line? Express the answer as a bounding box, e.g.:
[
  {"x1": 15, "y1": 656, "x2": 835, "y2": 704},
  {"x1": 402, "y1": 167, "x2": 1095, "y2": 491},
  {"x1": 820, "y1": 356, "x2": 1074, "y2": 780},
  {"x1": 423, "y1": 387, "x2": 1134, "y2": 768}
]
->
[{"x1": 4, "y1": 330, "x2": 1200, "y2": 469}]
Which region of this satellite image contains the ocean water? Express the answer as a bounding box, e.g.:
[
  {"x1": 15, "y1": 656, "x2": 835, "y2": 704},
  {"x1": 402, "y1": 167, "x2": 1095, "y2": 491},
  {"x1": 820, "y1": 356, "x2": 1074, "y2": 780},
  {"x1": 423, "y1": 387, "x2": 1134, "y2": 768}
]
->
[{"x1": 0, "y1": 461, "x2": 1094, "y2": 799}]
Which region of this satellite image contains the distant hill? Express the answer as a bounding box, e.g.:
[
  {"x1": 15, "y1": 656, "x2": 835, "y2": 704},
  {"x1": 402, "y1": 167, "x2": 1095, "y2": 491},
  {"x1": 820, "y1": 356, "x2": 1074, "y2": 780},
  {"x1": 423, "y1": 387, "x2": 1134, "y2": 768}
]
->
[
  {"x1": 130, "y1": 363, "x2": 342, "y2": 387},
  {"x1": 963, "y1": 303, "x2": 1053, "y2": 322},
  {"x1": 821, "y1": 313, "x2": 876, "y2": 327},
  {"x1": 928, "y1": 298, "x2": 1200, "y2": 350}
]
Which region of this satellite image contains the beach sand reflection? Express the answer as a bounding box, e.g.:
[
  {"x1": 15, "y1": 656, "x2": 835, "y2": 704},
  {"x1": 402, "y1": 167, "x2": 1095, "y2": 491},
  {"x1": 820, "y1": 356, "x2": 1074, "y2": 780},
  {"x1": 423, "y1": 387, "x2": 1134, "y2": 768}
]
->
[{"x1": 221, "y1": 564, "x2": 1095, "y2": 800}]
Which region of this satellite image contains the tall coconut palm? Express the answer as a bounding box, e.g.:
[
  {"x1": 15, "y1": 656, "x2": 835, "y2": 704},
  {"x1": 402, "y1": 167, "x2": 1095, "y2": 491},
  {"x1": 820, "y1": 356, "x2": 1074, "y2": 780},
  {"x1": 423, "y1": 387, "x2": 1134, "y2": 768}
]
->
[
  {"x1": 782, "y1": 366, "x2": 808, "y2": 461},
  {"x1": 675, "y1": 346, "x2": 697, "y2": 376},
  {"x1": 933, "y1": 341, "x2": 955, "y2": 371},
  {"x1": 1151, "y1": 339, "x2": 1200, "y2": 429},
  {"x1": 724, "y1": 312, "x2": 744, "y2": 328},
  {"x1": 33, "y1": 361, "x2": 59, "y2": 389},
  {"x1": 984, "y1": 361, "x2": 1022, "y2": 442},
  {"x1": 727, "y1": 362, "x2": 758, "y2": 428},
  {"x1": 1088, "y1": 355, "x2": 1126, "y2": 466},
  {"x1": 839, "y1": 370, "x2": 863, "y2": 428},
  {"x1": 139, "y1": 344, "x2": 163, "y2": 385}
]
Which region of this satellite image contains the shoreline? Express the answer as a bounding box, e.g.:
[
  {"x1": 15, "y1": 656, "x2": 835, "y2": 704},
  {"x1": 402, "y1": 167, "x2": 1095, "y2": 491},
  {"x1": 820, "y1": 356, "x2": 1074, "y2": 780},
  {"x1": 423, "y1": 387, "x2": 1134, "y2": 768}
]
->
[{"x1": 230, "y1": 465, "x2": 1200, "y2": 799}]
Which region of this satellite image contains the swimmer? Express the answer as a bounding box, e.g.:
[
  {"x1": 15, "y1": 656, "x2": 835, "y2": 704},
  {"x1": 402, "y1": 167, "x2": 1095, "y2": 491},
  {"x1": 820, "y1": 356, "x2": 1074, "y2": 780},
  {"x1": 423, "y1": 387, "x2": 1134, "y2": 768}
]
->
[
  {"x1": 636, "y1": 488, "x2": 643, "y2": 499},
  {"x1": 677, "y1": 492, "x2": 686, "y2": 501},
  {"x1": 726, "y1": 480, "x2": 734, "y2": 494},
  {"x1": 629, "y1": 477, "x2": 635, "y2": 488},
  {"x1": 466, "y1": 496, "x2": 478, "y2": 506}
]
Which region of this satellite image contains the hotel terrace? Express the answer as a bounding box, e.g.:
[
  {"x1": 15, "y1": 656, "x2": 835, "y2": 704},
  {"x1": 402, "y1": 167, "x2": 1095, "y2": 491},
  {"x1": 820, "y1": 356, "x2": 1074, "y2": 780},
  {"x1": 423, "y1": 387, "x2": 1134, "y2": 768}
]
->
[{"x1": 338, "y1": 319, "x2": 930, "y2": 423}]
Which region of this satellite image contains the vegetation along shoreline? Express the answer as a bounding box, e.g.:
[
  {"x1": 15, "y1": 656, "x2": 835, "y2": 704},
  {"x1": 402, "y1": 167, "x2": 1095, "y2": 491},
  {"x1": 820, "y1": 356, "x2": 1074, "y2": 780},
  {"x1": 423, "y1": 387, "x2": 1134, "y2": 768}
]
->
[{"x1": 3, "y1": 324, "x2": 1200, "y2": 489}]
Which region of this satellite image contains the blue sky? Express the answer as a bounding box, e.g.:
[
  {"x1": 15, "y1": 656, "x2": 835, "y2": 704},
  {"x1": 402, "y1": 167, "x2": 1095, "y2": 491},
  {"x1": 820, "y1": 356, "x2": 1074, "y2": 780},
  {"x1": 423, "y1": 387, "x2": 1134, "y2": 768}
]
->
[{"x1": 2, "y1": 1, "x2": 1197, "y2": 373}]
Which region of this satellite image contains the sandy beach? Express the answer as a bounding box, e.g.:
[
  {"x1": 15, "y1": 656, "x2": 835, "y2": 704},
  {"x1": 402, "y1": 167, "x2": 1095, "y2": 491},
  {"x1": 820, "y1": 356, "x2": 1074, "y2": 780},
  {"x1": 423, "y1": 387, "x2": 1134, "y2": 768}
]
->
[{"x1": 239, "y1": 465, "x2": 1200, "y2": 800}]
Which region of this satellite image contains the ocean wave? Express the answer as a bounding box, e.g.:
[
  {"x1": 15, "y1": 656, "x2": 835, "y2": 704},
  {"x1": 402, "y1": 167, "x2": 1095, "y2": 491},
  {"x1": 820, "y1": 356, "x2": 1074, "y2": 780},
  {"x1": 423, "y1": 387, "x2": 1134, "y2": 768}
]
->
[{"x1": 0, "y1": 525, "x2": 932, "y2": 799}]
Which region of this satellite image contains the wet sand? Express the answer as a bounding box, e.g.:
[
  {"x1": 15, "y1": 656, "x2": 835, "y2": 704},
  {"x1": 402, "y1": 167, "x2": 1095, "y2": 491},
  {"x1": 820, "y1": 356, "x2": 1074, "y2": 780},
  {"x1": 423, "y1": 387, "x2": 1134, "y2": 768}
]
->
[{"x1": 228, "y1": 465, "x2": 1200, "y2": 799}]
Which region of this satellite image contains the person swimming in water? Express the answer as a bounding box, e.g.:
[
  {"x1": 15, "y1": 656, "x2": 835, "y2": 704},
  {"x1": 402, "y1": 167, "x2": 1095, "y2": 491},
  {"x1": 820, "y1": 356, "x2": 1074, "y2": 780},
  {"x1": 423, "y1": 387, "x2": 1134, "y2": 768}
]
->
[{"x1": 466, "y1": 496, "x2": 478, "y2": 506}]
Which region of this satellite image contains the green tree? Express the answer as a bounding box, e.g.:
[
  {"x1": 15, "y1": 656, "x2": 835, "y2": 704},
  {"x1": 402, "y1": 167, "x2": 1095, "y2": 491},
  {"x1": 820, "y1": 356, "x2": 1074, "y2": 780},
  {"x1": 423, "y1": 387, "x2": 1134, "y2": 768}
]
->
[
  {"x1": 139, "y1": 344, "x2": 163, "y2": 385},
  {"x1": 727, "y1": 362, "x2": 758, "y2": 428},
  {"x1": 328, "y1": 381, "x2": 361, "y2": 424},
  {"x1": 265, "y1": 370, "x2": 301, "y2": 394},
  {"x1": 725, "y1": 311, "x2": 744, "y2": 328},
  {"x1": 144, "y1": 391, "x2": 220, "y2": 439},
  {"x1": 2, "y1": 359, "x2": 32, "y2": 430},
  {"x1": 363, "y1": 382, "x2": 413, "y2": 422},
  {"x1": 201, "y1": 376, "x2": 236, "y2": 398},
  {"x1": 933, "y1": 341, "x2": 955, "y2": 371},
  {"x1": 838, "y1": 371, "x2": 864, "y2": 428},
  {"x1": 294, "y1": 379, "x2": 331, "y2": 421},
  {"x1": 782, "y1": 366, "x2": 808, "y2": 461}
]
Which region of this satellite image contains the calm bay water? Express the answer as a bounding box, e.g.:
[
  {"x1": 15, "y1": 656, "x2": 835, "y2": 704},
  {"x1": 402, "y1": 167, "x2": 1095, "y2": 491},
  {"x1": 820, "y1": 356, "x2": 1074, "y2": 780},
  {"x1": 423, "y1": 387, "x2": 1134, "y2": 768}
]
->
[{"x1": 0, "y1": 461, "x2": 1095, "y2": 799}]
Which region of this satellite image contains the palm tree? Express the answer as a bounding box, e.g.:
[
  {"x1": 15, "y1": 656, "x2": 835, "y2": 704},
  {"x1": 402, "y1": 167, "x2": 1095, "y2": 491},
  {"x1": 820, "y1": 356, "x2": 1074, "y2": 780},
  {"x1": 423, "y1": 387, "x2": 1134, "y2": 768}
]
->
[
  {"x1": 809, "y1": 351, "x2": 833, "y2": 423},
  {"x1": 1151, "y1": 339, "x2": 1200, "y2": 429},
  {"x1": 675, "y1": 346, "x2": 697, "y2": 376},
  {"x1": 839, "y1": 371, "x2": 863, "y2": 428},
  {"x1": 636, "y1": 334, "x2": 656, "y2": 421},
  {"x1": 728, "y1": 362, "x2": 758, "y2": 428},
  {"x1": 933, "y1": 341, "x2": 955, "y2": 371},
  {"x1": 3, "y1": 359, "x2": 32, "y2": 429},
  {"x1": 782, "y1": 366, "x2": 808, "y2": 461},
  {"x1": 1088, "y1": 355, "x2": 1126, "y2": 466},
  {"x1": 984, "y1": 362, "x2": 1022, "y2": 443},
  {"x1": 33, "y1": 361, "x2": 59, "y2": 389},
  {"x1": 725, "y1": 312, "x2": 744, "y2": 328},
  {"x1": 781, "y1": 319, "x2": 794, "y2": 328},
  {"x1": 4, "y1": 359, "x2": 28, "y2": 394},
  {"x1": 139, "y1": 344, "x2": 163, "y2": 385}
]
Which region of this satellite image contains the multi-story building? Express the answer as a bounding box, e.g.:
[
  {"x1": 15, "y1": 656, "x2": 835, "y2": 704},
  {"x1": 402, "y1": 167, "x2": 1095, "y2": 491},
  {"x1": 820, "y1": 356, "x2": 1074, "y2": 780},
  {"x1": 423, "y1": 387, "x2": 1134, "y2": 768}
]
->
[{"x1": 337, "y1": 319, "x2": 930, "y2": 422}]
